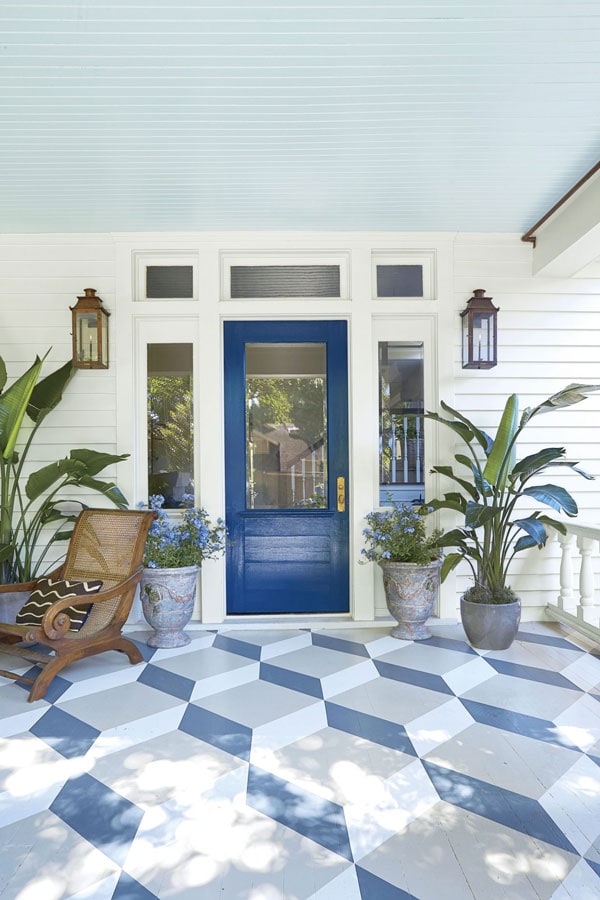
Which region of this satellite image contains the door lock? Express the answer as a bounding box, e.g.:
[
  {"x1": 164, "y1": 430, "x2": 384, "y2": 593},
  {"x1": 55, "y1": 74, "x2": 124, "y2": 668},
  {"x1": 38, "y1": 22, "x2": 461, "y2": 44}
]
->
[{"x1": 336, "y1": 476, "x2": 346, "y2": 513}]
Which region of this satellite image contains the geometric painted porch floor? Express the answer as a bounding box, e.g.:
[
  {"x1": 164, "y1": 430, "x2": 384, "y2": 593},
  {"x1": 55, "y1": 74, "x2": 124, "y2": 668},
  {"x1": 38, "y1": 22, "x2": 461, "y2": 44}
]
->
[{"x1": 0, "y1": 620, "x2": 599, "y2": 899}]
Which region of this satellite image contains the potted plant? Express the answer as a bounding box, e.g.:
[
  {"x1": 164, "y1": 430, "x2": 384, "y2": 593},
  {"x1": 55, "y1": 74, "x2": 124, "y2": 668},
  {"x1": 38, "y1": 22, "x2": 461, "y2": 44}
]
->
[
  {"x1": 362, "y1": 502, "x2": 442, "y2": 640},
  {"x1": 140, "y1": 494, "x2": 226, "y2": 647},
  {"x1": 0, "y1": 352, "x2": 129, "y2": 619},
  {"x1": 425, "y1": 383, "x2": 599, "y2": 650}
]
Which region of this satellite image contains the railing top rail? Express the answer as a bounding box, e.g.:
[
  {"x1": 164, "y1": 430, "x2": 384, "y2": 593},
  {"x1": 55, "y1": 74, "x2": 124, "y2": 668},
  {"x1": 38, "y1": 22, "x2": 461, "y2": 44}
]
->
[{"x1": 550, "y1": 521, "x2": 600, "y2": 541}]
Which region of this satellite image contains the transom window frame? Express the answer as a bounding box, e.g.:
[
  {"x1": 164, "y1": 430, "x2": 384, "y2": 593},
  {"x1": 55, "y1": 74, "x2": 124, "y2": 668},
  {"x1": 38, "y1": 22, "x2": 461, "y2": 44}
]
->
[
  {"x1": 219, "y1": 250, "x2": 351, "y2": 301},
  {"x1": 133, "y1": 251, "x2": 199, "y2": 302},
  {"x1": 371, "y1": 250, "x2": 437, "y2": 301}
]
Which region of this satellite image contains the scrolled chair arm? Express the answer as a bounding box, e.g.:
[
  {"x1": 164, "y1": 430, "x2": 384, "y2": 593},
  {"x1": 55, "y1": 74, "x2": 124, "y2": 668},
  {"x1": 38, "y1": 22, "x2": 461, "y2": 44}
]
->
[{"x1": 40, "y1": 607, "x2": 73, "y2": 641}]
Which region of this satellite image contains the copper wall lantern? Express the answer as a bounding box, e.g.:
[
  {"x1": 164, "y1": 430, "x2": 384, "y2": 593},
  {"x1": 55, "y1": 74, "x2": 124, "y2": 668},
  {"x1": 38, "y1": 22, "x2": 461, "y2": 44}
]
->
[
  {"x1": 70, "y1": 288, "x2": 110, "y2": 369},
  {"x1": 460, "y1": 288, "x2": 499, "y2": 369}
]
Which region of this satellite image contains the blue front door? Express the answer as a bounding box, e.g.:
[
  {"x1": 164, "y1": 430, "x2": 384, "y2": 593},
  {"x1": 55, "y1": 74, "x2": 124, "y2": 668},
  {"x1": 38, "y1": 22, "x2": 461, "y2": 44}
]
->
[{"x1": 224, "y1": 320, "x2": 349, "y2": 614}]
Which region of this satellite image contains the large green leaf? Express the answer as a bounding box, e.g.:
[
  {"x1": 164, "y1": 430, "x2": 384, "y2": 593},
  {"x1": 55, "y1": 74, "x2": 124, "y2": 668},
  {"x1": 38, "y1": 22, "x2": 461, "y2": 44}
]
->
[
  {"x1": 441, "y1": 553, "x2": 464, "y2": 582},
  {"x1": 26, "y1": 450, "x2": 130, "y2": 500},
  {"x1": 537, "y1": 514, "x2": 567, "y2": 536},
  {"x1": 437, "y1": 528, "x2": 472, "y2": 548},
  {"x1": 511, "y1": 448, "x2": 565, "y2": 481},
  {"x1": 465, "y1": 501, "x2": 501, "y2": 528},
  {"x1": 513, "y1": 535, "x2": 538, "y2": 553},
  {"x1": 439, "y1": 401, "x2": 494, "y2": 453},
  {"x1": 0, "y1": 357, "x2": 6, "y2": 392},
  {"x1": 69, "y1": 449, "x2": 129, "y2": 476},
  {"x1": 512, "y1": 515, "x2": 549, "y2": 548},
  {"x1": 424, "y1": 411, "x2": 474, "y2": 445},
  {"x1": 454, "y1": 453, "x2": 474, "y2": 470},
  {"x1": 430, "y1": 465, "x2": 479, "y2": 500},
  {"x1": 0, "y1": 356, "x2": 44, "y2": 459},
  {"x1": 27, "y1": 359, "x2": 75, "y2": 424},
  {"x1": 483, "y1": 394, "x2": 518, "y2": 488},
  {"x1": 427, "y1": 493, "x2": 468, "y2": 514},
  {"x1": 26, "y1": 458, "x2": 87, "y2": 500},
  {"x1": 514, "y1": 513, "x2": 567, "y2": 552},
  {"x1": 521, "y1": 383, "x2": 600, "y2": 428},
  {"x1": 77, "y1": 475, "x2": 128, "y2": 508},
  {"x1": 522, "y1": 484, "x2": 578, "y2": 516}
]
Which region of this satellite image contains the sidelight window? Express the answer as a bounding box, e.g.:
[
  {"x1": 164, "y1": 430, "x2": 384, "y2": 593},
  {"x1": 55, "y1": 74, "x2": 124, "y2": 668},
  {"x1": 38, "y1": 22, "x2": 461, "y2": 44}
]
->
[{"x1": 379, "y1": 342, "x2": 425, "y2": 505}]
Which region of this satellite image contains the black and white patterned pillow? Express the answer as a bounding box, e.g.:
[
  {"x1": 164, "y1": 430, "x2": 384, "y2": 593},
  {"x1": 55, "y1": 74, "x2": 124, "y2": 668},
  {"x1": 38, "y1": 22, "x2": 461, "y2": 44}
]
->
[{"x1": 16, "y1": 577, "x2": 103, "y2": 632}]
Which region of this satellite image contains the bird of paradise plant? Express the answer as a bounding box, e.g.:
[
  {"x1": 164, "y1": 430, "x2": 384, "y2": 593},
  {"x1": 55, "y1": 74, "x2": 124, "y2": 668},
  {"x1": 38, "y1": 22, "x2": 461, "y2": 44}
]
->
[
  {"x1": 0, "y1": 352, "x2": 128, "y2": 583},
  {"x1": 425, "y1": 383, "x2": 600, "y2": 603}
]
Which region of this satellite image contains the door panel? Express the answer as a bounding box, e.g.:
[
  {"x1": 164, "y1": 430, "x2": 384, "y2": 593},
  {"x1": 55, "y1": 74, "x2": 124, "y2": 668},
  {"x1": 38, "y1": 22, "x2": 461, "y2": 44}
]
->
[{"x1": 224, "y1": 320, "x2": 349, "y2": 614}]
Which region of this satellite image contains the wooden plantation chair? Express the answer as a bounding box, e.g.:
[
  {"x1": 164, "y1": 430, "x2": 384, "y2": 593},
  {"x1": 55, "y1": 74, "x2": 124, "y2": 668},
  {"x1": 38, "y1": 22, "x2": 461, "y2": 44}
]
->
[{"x1": 0, "y1": 508, "x2": 156, "y2": 702}]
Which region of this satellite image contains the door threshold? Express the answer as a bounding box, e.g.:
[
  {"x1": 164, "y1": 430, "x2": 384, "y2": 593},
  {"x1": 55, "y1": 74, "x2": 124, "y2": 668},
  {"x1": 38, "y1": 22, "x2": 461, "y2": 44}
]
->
[{"x1": 184, "y1": 616, "x2": 395, "y2": 631}]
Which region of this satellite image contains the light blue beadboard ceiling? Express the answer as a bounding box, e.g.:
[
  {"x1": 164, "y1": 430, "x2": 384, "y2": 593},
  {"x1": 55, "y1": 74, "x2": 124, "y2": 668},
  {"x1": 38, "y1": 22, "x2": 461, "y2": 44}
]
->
[{"x1": 1, "y1": 0, "x2": 599, "y2": 234}]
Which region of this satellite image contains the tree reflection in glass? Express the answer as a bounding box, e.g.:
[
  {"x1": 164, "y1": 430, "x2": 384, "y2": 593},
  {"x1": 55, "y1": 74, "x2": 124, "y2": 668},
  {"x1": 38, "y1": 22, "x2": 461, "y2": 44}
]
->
[{"x1": 245, "y1": 343, "x2": 327, "y2": 510}]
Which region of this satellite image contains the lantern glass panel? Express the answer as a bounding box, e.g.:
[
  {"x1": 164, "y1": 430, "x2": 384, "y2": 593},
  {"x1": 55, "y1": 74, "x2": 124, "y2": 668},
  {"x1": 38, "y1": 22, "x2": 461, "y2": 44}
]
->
[
  {"x1": 100, "y1": 312, "x2": 108, "y2": 366},
  {"x1": 76, "y1": 312, "x2": 99, "y2": 364},
  {"x1": 473, "y1": 313, "x2": 491, "y2": 364}
]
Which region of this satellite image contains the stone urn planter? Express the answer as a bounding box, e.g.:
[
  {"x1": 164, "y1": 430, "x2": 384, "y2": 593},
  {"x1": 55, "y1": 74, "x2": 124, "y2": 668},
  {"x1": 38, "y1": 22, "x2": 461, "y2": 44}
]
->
[
  {"x1": 460, "y1": 595, "x2": 521, "y2": 651},
  {"x1": 140, "y1": 565, "x2": 199, "y2": 648},
  {"x1": 379, "y1": 559, "x2": 441, "y2": 640}
]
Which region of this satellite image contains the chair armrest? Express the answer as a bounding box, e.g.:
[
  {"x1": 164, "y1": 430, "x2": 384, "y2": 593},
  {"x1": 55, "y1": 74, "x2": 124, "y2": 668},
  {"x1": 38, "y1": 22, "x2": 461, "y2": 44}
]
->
[
  {"x1": 0, "y1": 581, "x2": 37, "y2": 594},
  {"x1": 0, "y1": 564, "x2": 65, "y2": 595}
]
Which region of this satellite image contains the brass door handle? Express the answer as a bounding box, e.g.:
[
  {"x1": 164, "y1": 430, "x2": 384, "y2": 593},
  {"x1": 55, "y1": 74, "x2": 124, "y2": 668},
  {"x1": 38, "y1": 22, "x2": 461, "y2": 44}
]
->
[{"x1": 337, "y1": 476, "x2": 346, "y2": 513}]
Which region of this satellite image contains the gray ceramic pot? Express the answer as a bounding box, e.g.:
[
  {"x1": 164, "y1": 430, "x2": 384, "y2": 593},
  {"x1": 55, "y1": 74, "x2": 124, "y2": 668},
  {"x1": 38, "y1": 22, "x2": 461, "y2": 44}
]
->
[
  {"x1": 460, "y1": 596, "x2": 521, "y2": 651},
  {"x1": 141, "y1": 565, "x2": 198, "y2": 648},
  {"x1": 378, "y1": 559, "x2": 441, "y2": 640}
]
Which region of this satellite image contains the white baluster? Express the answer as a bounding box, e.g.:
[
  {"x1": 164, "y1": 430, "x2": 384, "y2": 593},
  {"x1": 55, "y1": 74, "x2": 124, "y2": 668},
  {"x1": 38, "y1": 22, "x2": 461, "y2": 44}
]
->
[
  {"x1": 577, "y1": 536, "x2": 596, "y2": 608},
  {"x1": 557, "y1": 532, "x2": 575, "y2": 612}
]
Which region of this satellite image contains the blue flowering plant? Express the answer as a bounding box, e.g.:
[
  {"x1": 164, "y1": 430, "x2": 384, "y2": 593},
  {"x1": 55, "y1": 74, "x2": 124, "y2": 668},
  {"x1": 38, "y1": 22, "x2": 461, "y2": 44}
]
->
[
  {"x1": 362, "y1": 502, "x2": 442, "y2": 566},
  {"x1": 141, "y1": 494, "x2": 226, "y2": 569}
]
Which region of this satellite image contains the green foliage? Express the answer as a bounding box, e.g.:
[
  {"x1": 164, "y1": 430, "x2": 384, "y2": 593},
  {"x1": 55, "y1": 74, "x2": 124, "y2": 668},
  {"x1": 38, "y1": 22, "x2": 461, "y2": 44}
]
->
[
  {"x1": 426, "y1": 384, "x2": 600, "y2": 603},
  {"x1": 247, "y1": 377, "x2": 326, "y2": 445},
  {"x1": 362, "y1": 502, "x2": 442, "y2": 565},
  {"x1": 0, "y1": 353, "x2": 129, "y2": 583},
  {"x1": 148, "y1": 375, "x2": 193, "y2": 476},
  {"x1": 463, "y1": 583, "x2": 517, "y2": 606}
]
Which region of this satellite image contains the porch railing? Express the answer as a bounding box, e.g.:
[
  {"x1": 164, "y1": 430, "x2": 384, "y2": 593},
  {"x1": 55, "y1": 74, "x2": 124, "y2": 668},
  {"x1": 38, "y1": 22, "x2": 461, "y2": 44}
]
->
[{"x1": 547, "y1": 522, "x2": 600, "y2": 644}]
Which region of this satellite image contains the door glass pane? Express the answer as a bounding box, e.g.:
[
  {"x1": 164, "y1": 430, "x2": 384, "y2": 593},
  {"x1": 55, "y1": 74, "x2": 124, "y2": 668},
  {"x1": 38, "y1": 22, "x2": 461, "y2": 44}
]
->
[
  {"x1": 245, "y1": 343, "x2": 327, "y2": 509},
  {"x1": 147, "y1": 343, "x2": 194, "y2": 507},
  {"x1": 379, "y1": 342, "x2": 424, "y2": 505}
]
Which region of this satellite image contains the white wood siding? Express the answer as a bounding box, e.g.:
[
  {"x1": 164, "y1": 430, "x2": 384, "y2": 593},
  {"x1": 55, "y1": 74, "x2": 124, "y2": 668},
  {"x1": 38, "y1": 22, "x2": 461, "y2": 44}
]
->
[
  {"x1": 0, "y1": 235, "x2": 120, "y2": 527},
  {"x1": 453, "y1": 234, "x2": 600, "y2": 615}
]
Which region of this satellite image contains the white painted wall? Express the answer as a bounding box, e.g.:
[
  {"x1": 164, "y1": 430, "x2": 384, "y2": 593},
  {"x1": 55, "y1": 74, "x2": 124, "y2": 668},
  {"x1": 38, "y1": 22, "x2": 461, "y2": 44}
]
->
[{"x1": 1, "y1": 231, "x2": 598, "y2": 622}]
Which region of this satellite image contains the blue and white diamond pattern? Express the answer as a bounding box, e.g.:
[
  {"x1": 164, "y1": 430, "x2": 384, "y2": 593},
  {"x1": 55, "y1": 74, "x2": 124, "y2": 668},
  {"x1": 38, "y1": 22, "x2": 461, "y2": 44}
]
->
[{"x1": 1, "y1": 622, "x2": 599, "y2": 898}]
